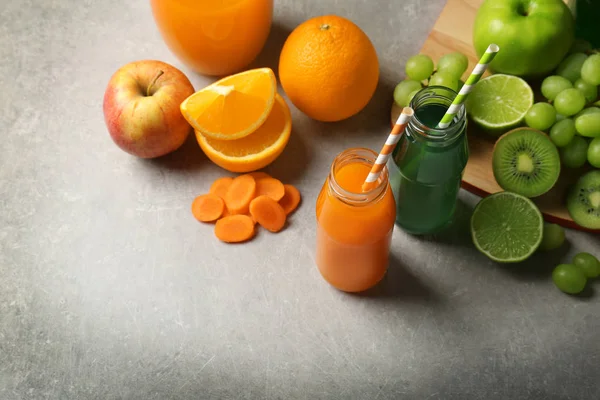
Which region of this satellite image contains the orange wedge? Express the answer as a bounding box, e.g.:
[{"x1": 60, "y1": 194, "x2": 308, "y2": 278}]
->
[
  {"x1": 180, "y1": 68, "x2": 277, "y2": 140},
  {"x1": 195, "y1": 94, "x2": 292, "y2": 173}
]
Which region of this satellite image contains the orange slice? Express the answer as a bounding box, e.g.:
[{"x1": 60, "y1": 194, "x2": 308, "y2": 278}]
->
[
  {"x1": 195, "y1": 94, "x2": 292, "y2": 173},
  {"x1": 180, "y1": 68, "x2": 277, "y2": 140}
]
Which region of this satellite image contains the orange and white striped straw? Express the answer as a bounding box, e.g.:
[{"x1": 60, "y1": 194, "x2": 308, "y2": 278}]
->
[{"x1": 362, "y1": 107, "x2": 414, "y2": 192}]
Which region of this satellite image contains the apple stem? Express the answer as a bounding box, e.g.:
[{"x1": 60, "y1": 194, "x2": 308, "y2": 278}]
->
[{"x1": 147, "y1": 70, "x2": 164, "y2": 96}]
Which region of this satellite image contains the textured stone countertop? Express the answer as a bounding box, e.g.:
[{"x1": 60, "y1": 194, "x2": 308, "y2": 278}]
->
[{"x1": 1, "y1": 0, "x2": 599, "y2": 399}]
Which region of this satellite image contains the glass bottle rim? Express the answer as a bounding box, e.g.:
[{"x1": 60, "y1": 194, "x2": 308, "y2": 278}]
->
[
  {"x1": 327, "y1": 147, "x2": 389, "y2": 206},
  {"x1": 408, "y1": 85, "x2": 467, "y2": 141}
]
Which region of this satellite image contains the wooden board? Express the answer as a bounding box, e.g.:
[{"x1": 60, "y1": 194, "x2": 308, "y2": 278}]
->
[{"x1": 391, "y1": 0, "x2": 599, "y2": 233}]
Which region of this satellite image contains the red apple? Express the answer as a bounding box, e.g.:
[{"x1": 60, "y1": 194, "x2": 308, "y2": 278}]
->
[{"x1": 103, "y1": 60, "x2": 195, "y2": 158}]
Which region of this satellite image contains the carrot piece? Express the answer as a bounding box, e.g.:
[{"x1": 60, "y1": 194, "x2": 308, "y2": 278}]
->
[
  {"x1": 209, "y1": 177, "x2": 234, "y2": 200},
  {"x1": 191, "y1": 194, "x2": 225, "y2": 222},
  {"x1": 224, "y1": 174, "x2": 256, "y2": 215},
  {"x1": 221, "y1": 205, "x2": 254, "y2": 222},
  {"x1": 279, "y1": 184, "x2": 301, "y2": 215},
  {"x1": 249, "y1": 195, "x2": 287, "y2": 233},
  {"x1": 248, "y1": 171, "x2": 271, "y2": 180},
  {"x1": 255, "y1": 177, "x2": 285, "y2": 201},
  {"x1": 214, "y1": 215, "x2": 255, "y2": 243}
]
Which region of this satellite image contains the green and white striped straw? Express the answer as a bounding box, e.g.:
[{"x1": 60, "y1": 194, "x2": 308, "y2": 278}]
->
[{"x1": 436, "y1": 43, "x2": 500, "y2": 129}]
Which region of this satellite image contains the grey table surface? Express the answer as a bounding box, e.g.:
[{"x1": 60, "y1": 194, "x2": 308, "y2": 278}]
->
[{"x1": 2, "y1": 0, "x2": 600, "y2": 399}]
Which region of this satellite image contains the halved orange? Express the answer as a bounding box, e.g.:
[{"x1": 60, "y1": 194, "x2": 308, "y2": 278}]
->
[
  {"x1": 195, "y1": 94, "x2": 292, "y2": 173},
  {"x1": 180, "y1": 68, "x2": 276, "y2": 140}
]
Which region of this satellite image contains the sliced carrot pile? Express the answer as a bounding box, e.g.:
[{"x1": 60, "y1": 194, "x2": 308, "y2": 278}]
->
[
  {"x1": 214, "y1": 215, "x2": 255, "y2": 243},
  {"x1": 279, "y1": 184, "x2": 301, "y2": 215},
  {"x1": 209, "y1": 177, "x2": 233, "y2": 200},
  {"x1": 249, "y1": 195, "x2": 287, "y2": 232},
  {"x1": 224, "y1": 174, "x2": 256, "y2": 215},
  {"x1": 191, "y1": 194, "x2": 225, "y2": 222},
  {"x1": 191, "y1": 173, "x2": 301, "y2": 244},
  {"x1": 255, "y1": 177, "x2": 285, "y2": 201}
]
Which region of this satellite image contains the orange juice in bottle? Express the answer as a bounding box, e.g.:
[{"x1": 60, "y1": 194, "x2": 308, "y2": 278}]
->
[
  {"x1": 150, "y1": 0, "x2": 273, "y2": 76},
  {"x1": 315, "y1": 148, "x2": 396, "y2": 292}
]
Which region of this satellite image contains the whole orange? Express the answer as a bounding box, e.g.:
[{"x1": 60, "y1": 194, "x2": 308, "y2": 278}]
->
[{"x1": 278, "y1": 15, "x2": 379, "y2": 122}]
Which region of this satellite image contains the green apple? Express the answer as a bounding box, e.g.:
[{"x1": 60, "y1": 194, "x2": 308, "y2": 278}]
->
[{"x1": 473, "y1": 0, "x2": 575, "y2": 77}]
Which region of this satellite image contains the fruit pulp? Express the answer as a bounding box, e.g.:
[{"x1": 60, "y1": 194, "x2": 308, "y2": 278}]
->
[
  {"x1": 315, "y1": 155, "x2": 396, "y2": 293},
  {"x1": 150, "y1": 0, "x2": 273, "y2": 76},
  {"x1": 390, "y1": 103, "x2": 468, "y2": 234}
]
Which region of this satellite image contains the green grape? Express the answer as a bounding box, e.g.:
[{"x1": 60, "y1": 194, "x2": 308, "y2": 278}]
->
[
  {"x1": 393, "y1": 80, "x2": 422, "y2": 107},
  {"x1": 549, "y1": 118, "x2": 576, "y2": 147},
  {"x1": 429, "y1": 71, "x2": 459, "y2": 92},
  {"x1": 406, "y1": 90, "x2": 420, "y2": 107},
  {"x1": 588, "y1": 137, "x2": 600, "y2": 168},
  {"x1": 575, "y1": 113, "x2": 600, "y2": 137},
  {"x1": 555, "y1": 113, "x2": 566, "y2": 122},
  {"x1": 405, "y1": 54, "x2": 434, "y2": 82},
  {"x1": 552, "y1": 264, "x2": 587, "y2": 294},
  {"x1": 457, "y1": 79, "x2": 465, "y2": 92},
  {"x1": 580, "y1": 54, "x2": 600, "y2": 86},
  {"x1": 437, "y1": 52, "x2": 468, "y2": 79},
  {"x1": 561, "y1": 135, "x2": 589, "y2": 168},
  {"x1": 575, "y1": 106, "x2": 600, "y2": 119},
  {"x1": 525, "y1": 102, "x2": 556, "y2": 131},
  {"x1": 539, "y1": 223, "x2": 565, "y2": 251},
  {"x1": 554, "y1": 88, "x2": 586, "y2": 117},
  {"x1": 541, "y1": 75, "x2": 573, "y2": 101},
  {"x1": 569, "y1": 39, "x2": 592, "y2": 55},
  {"x1": 574, "y1": 78, "x2": 598, "y2": 103},
  {"x1": 556, "y1": 53, "x2": 588, "y2": 83},
  {"x1": 572, "y1": 252, "x2": 600, "y2": 278}
]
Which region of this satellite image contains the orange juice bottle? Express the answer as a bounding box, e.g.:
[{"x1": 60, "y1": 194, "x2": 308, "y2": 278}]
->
[
  {"x1": 150, "y1": 0, "x2": 273, "y2": 76},
  {"x1": 315, "y1": 148, "x2": 396, "y2": 293}
]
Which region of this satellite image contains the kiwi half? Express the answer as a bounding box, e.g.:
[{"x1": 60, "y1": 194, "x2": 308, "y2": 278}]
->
[
  {"x1": 567, "y1": 170, "x2": 600, "y2": 230},
  {"x1": 492, "y1": 128, "x2": 561, "y2": 198}
]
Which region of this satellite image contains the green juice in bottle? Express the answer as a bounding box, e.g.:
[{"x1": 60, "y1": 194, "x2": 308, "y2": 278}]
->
[
  {"x1": 568, "y1": 0, "x2": 600, "y2": 48},
  {"x1": 389, "y1": 86, "x2": 469, "y2": 235}
]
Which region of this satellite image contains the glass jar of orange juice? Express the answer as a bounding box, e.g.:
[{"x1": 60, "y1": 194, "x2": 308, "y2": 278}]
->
[
  {"x1": 150, "y1": 0, "x2": 273, "y2": 76},
  {"x1": 315, "y1": 148, "x2": 396, "y2": 293}
]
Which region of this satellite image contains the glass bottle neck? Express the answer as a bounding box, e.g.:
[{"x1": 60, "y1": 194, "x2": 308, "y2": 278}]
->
[
  {"x1": 328, "y1": 148, "x2": 388, "y2": 206},
  {"x1": 407, "y1": 86, "x2": 467, "y2": 145}
]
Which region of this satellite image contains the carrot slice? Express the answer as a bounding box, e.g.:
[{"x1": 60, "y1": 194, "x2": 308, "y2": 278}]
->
[
  {"x1": 255, "y1": 177, "x2": 285, "y2": 201},
  {"x1": 222, "y1": 206, "x2": 231, "y2": 218},
  {"x1": 248, "y1": 171, "x2": 271, "y2": 180},
  {"x1": 279, "y1": 184, "x2": 301, "y2": 215},
  {"x1": 249, "y1": 195, "x2": 287, "y2": 233},
  {"x1": 191, "y1": 194, "x2": 225, "y2": 222},
  {"x1": 221, "y1": 205, "x2": 254, "y2": 223},
  {"x1": 214, "y1": 215, "x2": 255, "y2": 243},
  {"x1": 224, "y1": 174, "x2": 256, "y2": 215},
  {"x1": 209, "y1": 177, "x2": 233, "y2": 200}
]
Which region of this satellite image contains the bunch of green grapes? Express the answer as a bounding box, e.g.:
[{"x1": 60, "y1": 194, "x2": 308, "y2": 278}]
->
[
  {"x1": 393, "y1": 52, "x2": 468, "y2": 108},
  {"x1": 524, "y1": 39, "x2": 600, "y2": 169}
]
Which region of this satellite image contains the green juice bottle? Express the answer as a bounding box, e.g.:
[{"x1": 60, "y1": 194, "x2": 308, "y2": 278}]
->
[
  {"x1": 568, "y1": 0, "x2": 600, "y2": 48},
  {"x1": 388, "y1": 86, "x2": 469, "y2": 235}
]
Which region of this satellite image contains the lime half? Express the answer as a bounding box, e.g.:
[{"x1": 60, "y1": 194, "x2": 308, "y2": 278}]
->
[
  {"x1": 471, "y1": 192, "x2": 543, "y2": 263},
  {"x1": 466, "y1": 74, "x2": 534, "y2": 133}
]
